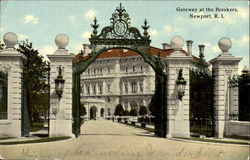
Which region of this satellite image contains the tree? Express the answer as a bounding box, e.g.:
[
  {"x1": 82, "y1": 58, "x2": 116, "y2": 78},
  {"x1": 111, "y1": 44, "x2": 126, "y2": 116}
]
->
[
  {"x1": 79, "y1": 103, "x2": 87, "y2": 117},
  {"x1": 129, "y1": 108, "x2": 138, "y2": 116},
  {"x1": 123, "y1": 110, "x2": 130, "y2": 116},
  {"x1": 114, "y1": 104, "x2": 124, "y2": 116},
  {"x1": 17, "y1": 40, "x2": 48, "y2": 126},
  {"x1": 139, "y1": 106, "x2": 148, "y2": 116},
  {"x1": 0, "y1": 41, "x2": 4, "y2": 51}
]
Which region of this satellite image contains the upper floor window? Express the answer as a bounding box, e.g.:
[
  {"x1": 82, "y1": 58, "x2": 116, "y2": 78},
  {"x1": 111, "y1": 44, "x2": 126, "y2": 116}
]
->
[
  {"x1": 99, "y1": 85, "x2": 103, "y2": 94},
  {"x1": 132, "y1": 81, "x2": 137, "y2": 93},
  {"x1": 88, "y1": 69, "x2": 91, "y2": 75},
  {"x1": 140, "y1": 66, "x2": 143, "y2": 72},
  {"x1": 133, "y1": 66, "x2": 136, "y2": 72},
  {"x1": 139, "y1": 82, "x2": 143, "y2": 92},
  {"x1": 125, "y1": 67, "x2": 128, "y2": 73},
  {"x1": 93, "y1": 85, "x2": 96, "y2": 94},
  {"x1": 100, "y1": 68, "x2": 103, "y2": 74},
  {"x1": 108, "y1": 67, "x2": 111, "y2": 74},
  {"x1": 107, "y1": 84, "x2": 111, "y2": 92},
  {"x1": 93, "y1": 69, "x2": 96, "y2": 74},
  {"x1": 124, "y1": 83, "x2": 128, "y2": 93},
  {"x1": 87, "y1": 86, "x2": 90, "y2": 95}
]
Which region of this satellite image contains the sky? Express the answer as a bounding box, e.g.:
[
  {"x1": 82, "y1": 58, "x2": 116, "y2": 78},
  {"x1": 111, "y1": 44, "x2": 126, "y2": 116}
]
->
[{"x1": 0, "y1": 0, "x2": 249, "y2": 73}]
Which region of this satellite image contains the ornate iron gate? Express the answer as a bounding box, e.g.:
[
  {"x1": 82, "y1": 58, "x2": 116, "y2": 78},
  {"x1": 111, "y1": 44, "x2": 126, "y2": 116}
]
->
[
  {"x1": 190, "y1": 69, "x2": 214, "y2": 137},
  {"x1": 72, "y1": 3, "x2": 167, "y2": 138}
]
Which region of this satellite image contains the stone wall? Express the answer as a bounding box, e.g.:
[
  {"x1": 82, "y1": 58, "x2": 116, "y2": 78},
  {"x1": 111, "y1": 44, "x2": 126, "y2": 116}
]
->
[{"x1": 225, "y1": 121, "x2": 250, "y2": 138}]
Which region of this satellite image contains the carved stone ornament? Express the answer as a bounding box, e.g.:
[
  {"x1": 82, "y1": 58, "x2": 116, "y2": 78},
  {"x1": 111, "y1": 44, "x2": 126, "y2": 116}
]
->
[{"x1": 0, "y1": 65, "x2": 12, "y2": 73}]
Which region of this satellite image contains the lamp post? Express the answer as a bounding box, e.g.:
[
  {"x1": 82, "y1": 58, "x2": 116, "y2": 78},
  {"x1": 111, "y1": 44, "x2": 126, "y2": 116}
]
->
[
  {"x1": 176, "y1": 68, "x2": 186, "y2": 100},
  {"x1": 55, "y1": 66, "x2": 65, "y2": 99}
]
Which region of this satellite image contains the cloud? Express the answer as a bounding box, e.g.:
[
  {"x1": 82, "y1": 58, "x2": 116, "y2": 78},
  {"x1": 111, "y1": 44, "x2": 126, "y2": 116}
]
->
[
  {"x1": 39, "y1": 46, "x2": 56, "y2": 60},
  {"x1": 232, "y1": 35, "x2": 249, "y2": 47},
  {"x1": 84, "y1": 9, "x2": 96, "y2": 19},
  {"x1": 149, "y1": 29, "x2": 158, "y2": 36},
  {"x1": 81, "y1": 31, "x2": 91, "y2": 39},
  {"x1": 211, "y1": 45, "x2": 220, "y2": 53},
  {"x1": 17, "y1": 34, "x2": 28, "y2": 41},
  {"x1": 24, "y1": 15, "x2": 38, "y2": 24},
  {"x1": 164, "y1": 25, "x2": 184, "y2": 35},
  {"x1": 0, "y1": 27, "x2": 4, "y2": 32},
  {"x1": 236, "y1": 6, "x2": 249, "y2": 19}
]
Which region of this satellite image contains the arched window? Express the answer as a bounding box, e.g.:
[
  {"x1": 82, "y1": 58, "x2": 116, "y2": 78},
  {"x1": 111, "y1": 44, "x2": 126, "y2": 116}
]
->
[{"x1": 0, "y1": 72, "x2": 8, "y2": 119}]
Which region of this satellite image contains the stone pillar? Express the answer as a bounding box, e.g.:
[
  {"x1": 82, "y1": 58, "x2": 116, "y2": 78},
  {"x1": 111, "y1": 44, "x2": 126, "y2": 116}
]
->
[
  {"x1": 209, "y1": 37, "x2": 242, "y2": 138},
  {"x1": 165, "y1": 36, "x2": 192, "y2": 138},
  {"x1": 48, "y1": 34, "x2": 74, "y2": 137},
  {"x1": 186, "y1": 40, "x2": 193, "y2": 56},
  {"x1": 0, "y1": 32, "x2": 27, "y2": 138}
]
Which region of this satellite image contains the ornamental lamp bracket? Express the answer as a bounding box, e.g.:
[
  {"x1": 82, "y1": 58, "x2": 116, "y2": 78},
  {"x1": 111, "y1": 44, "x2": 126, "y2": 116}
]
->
[
  {"x1": 176, "y1": 68, "x2": 186, "y2": 100},
  {"x1": 54, "y1": 65, "x2": 65, "y2": 99}
]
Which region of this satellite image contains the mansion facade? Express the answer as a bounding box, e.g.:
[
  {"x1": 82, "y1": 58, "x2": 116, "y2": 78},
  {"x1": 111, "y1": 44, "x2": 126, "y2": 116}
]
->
[{"x1": 79, "y1": 44, "x2": 189, "y2": 116}]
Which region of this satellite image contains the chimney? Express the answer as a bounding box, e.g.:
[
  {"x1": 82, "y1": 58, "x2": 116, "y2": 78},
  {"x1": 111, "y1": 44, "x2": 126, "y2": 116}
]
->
[
  {"x1": 82, "y1": 43, "x2": 91, "y2": 56},
  {"x1": 162, "y1": 43, "x2": 172, "y2": 50},
  {"x1": 186, "y1": 40, "x2": 193, "y2": 56},
  {"x1": 198, "y1": 44, "x2": 205, "y2": 60}
]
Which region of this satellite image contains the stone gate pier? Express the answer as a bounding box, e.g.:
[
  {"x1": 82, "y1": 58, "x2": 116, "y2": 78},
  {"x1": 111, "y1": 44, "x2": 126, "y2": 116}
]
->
[
  {"x1": 48, "y1": 34, "x2": 74, "y2": 137},
  {"x1": 0, "y1": 32, "x2": 26, "y2": 137}
]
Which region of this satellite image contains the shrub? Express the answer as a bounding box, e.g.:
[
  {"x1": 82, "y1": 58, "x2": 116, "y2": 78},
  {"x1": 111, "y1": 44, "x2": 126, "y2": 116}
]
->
[
  {"x1": 79, "y1": 103, "x2": 87, "y2": 117},
  {"x1": 139, "y1": 106, "x2": 148, "y2": 116},
  {"x1": 130, "y1": 109, "x2": 138, "y2": 116},
  {"x1": 123, "y1": 110, "x2": 130, "y2": 116},
  {"x1": 114, "y1": 104, "x2": 124, "y2": 116}
]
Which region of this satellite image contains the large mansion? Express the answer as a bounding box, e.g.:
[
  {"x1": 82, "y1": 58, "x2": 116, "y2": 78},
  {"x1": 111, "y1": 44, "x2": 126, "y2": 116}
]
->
[{"x1": 78, "y1": 44, "x2": 192, "y2": 117}]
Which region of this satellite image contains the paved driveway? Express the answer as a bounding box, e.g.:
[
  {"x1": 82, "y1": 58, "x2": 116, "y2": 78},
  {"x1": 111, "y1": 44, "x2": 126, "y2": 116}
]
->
[{"x1": 0, "y1": 120, "x2": 249, "y2": 160}]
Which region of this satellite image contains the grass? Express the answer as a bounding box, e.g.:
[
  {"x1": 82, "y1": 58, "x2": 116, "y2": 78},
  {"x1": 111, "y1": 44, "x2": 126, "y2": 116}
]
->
[
  {"x1": 174, "y1": 137, "x2": 250, "y2": 145},
  {"x1": 119, "y1": 121, "x2": 155, "y2": 132},
  {"x1": 0, "y1": 136, "x2": 71, "y2": 145},
  {"x1": 0, "y1": 137, "x2": 15, "y2": 140},
  {"x1": 29, "y1": 122, "x2": 45, "y2": 132}
]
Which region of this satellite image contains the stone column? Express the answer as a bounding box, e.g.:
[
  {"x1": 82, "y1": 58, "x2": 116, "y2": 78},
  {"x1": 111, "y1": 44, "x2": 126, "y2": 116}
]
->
[
  {"x1": 209, "y1": 37, "x2": 242, "y2": 138},
  {"x1": 0, "y1": 32, "x2": 27, "y2": 138},
  {"x1": 165, "y1": 36, "x2": 192, "y2": 138},
  {"x1": 47, "y1": 34, "x2": 74, "y2": 137}
]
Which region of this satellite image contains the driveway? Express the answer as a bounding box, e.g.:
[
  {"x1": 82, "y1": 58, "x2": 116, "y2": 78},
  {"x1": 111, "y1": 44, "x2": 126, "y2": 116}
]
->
[{"x1": 0, "y1": 120, "x2": 249, "y2": 160}]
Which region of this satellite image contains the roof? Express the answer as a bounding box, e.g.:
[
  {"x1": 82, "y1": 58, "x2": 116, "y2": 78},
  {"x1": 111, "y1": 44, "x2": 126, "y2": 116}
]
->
[{"x1": 74, "y1": 46, "x2": 198, "y2": 63}]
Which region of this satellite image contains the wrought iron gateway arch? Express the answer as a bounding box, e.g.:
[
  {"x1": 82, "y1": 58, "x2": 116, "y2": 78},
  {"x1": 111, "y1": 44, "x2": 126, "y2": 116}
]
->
[{"x1": 72, "y1": 3, "x2": 167, "y2": 137}]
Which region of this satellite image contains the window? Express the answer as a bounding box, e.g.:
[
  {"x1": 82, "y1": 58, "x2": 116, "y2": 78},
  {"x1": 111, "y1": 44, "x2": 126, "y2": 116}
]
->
[
  {"x1": 93, "y1": 69, "x2": 96, "y2": 74},
  {"x1": 125, "y1": 67, "x2": 128, "y2": 73},
  {"x1": 124, "y1": 83, "x2": 128, "y2": 93},
  {"x1": 99, "y1": 85, "x2": 103, "y2": 94},
  {"x1": 108, "y1": 67, "x2": 111, "y2": 74},
  {"x1": 140, "y1": 82, "x2": 143, "y2": 92},
  {"x1": 140, "y1": 66, "x2": 143, "y2": 72},
  {"x1": 88, "y1": 69, "x2": 90, "y2": 75},
  {"x1": 87, "y1": 86, "x2": 90, "y2": 95},
  {"x1": 93, "y1": 85, "x2": 96, "y2": 94},
  {"x1": 132, "y1": 81, "x2": 137, "y2": 93},
  {"x1": 133, "y1": 66, "x2": 136, "y2": 72},
  {"x1": 100, "y1": 68, "x2": 102, "y2": 74},
  {"x1": 107, "y1": 84, "x2": 111, "y2": 92},
  {"x1": 0, "y1": 72, "x2": 8, "y2": 120}
]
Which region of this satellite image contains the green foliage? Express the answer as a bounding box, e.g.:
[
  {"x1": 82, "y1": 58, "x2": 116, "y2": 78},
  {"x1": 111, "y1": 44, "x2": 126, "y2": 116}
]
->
[
  {"x1": 79, "y1": 103, "x2": 87, "y2": 116},
  {"x1": 129, "y1": 108, "x2": 138, "y2": 116},
  {"x1": 0, "y1": 41, "x2": 4, "y2": 51},
  {"x1": 17, "y1": 40, "x2": 48, "y2": 125},
  {"x1": 123, "y1": 110, "x2": 130, "y2": 116},
  {"x1": 139, "y1": 106, "x2": 148, "y2": 116},
  {"x1": 114, "y1": 104, "x2": 124, "y2": 116}
]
